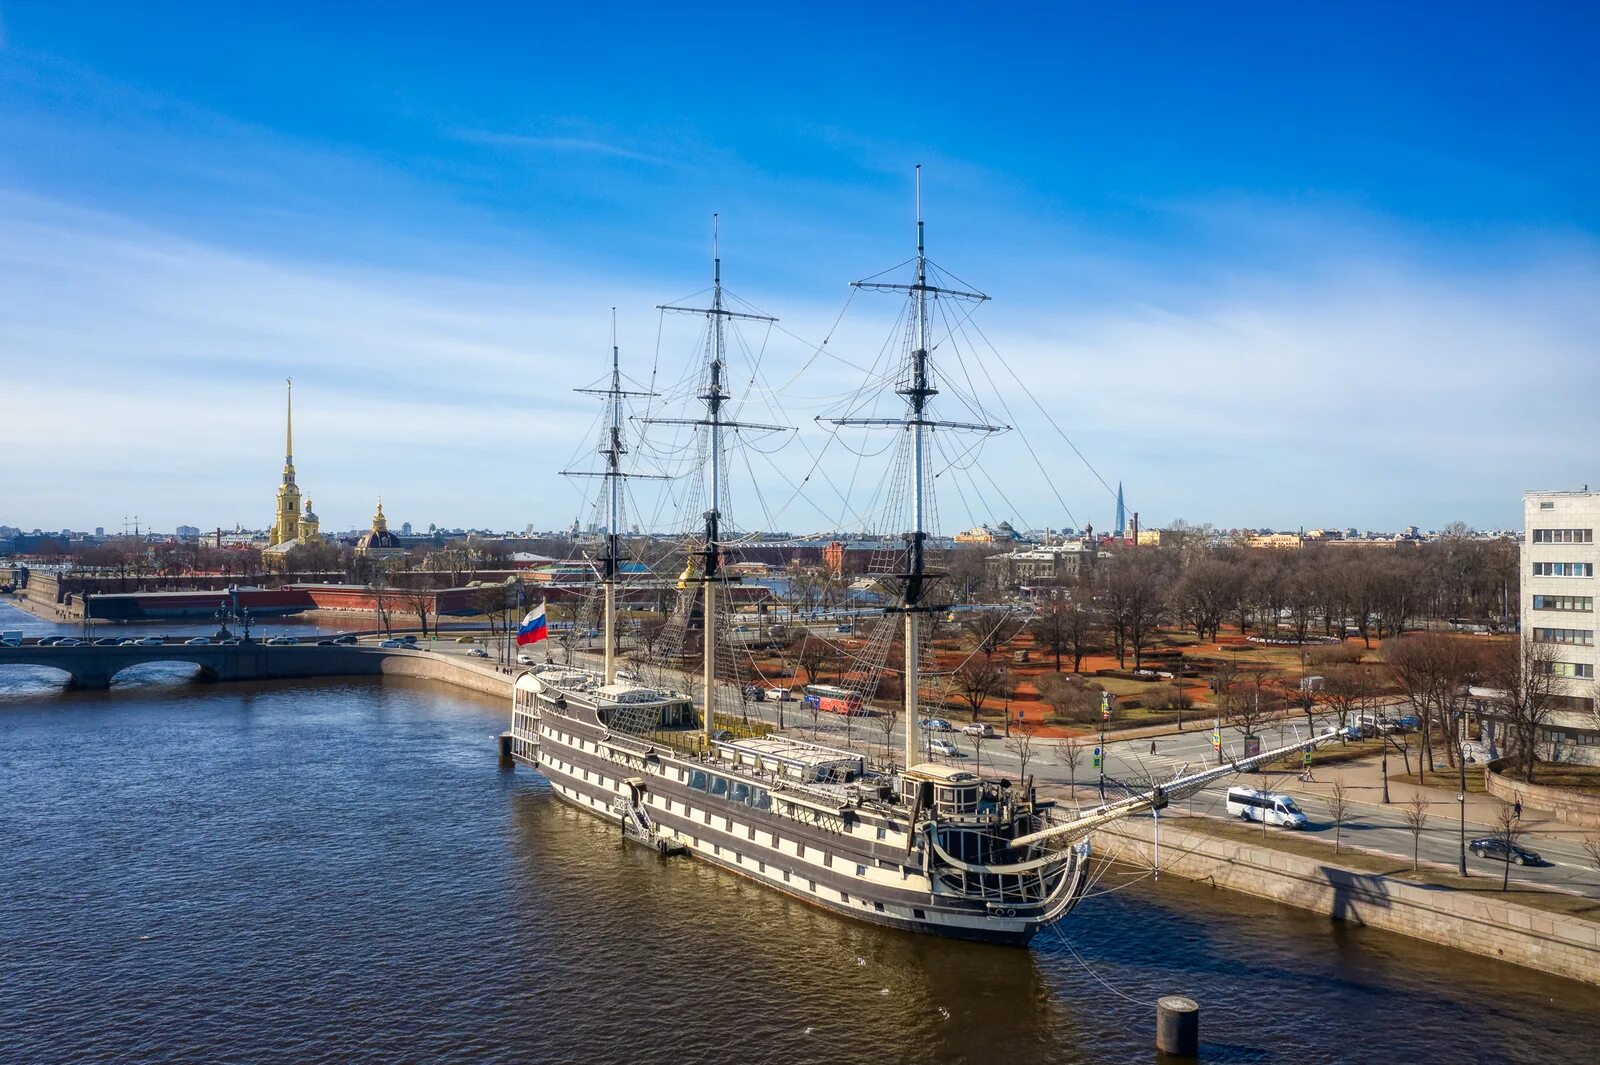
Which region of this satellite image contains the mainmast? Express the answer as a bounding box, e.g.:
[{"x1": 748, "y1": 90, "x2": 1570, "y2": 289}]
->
[
  {"x1": 834, "y1": 167, "x2": 1001, "y2": 771},
  {"x1": 652, "y1": 217, "x2": 787, "y2": 744},
  {"x1": 564, "y1": 310, "x2": 659, "y2": 685}
]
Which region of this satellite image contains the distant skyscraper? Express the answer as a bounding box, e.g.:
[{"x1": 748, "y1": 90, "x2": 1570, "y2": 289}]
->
[
  {"x1": 401, "y1": 521, "x2": 413, "y2": 537},
  {"x1": 1114, "y1": 482, "x2": 1126, "y2": 538}
]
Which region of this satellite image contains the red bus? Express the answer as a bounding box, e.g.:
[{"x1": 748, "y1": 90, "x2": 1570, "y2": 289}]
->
[{"x1": 803, "y1": 684, "x2": 867, "y2": 715}]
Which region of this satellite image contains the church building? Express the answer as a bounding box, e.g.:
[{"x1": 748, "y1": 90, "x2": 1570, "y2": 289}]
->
[{"x1": 264, "y1": 379, "x2": 325, "y2": 554}]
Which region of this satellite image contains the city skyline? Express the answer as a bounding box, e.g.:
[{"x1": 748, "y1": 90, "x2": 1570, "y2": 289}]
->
[{"x1": 2, "y1": 4, "x2": 1597, "y2": 532}]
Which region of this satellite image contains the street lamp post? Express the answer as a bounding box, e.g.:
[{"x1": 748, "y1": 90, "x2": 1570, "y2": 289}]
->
[{"x1": 1455, "y1": 709, "x2": 1468, "y2": 877}]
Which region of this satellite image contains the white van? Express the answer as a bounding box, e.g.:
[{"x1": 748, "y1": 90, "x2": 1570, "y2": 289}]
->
[{"x1": 1225, "y1": 787, "x2": 1309, "y2": 829}]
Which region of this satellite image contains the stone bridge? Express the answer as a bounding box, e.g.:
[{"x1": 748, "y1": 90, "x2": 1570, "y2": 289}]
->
[{"x1": 0, "y1": 642, "x2": 398, "y2": 689}]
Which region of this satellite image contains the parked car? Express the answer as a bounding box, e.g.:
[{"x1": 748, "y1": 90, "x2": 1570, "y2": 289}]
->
[
  {"x1": 467, "y1": 647, "x2": 489, "y2": 658},
  {"x1": 616, "y1": 669, "x2": 638, "y2": 681},
  {"x1": 1395, "y1": 715, "x2": 1421, "y2": 731},
  {"x1": 517, "y1": 654, "x2": 536, "y2": 665},
  {"x1": 91, "y1": 637, "x2": 119, "y2": 646},
  {"x1": 1470, "y1": 837, "x2": 1542, "y2": 865},
  {"x1": 38, "y1": 636, "x2": 64, "y2": 646},
  {"x1": 56, "y1": 637, "x2": 82, "y2": 647},
  {"x1": 184, "y1": 637, "x2": 210, "y2": 646},
  {"x1": 927, "y1": 739, "x2": 965, "y2": 758},
  {"x1": 920, "y1": 717, "x2": 953, "y2": 732},
  {"x1": 401, "y1": 634, "x2": 418, "y2": 643},
  {"x1": 334, "y1": 635, "x2": 358, "y2": 645},
  {"x1": 135, "y1": 637, "x2": 164, "y2": 647},
  {"x1": 316, "y1": 639, "x2": 337, "y2": 646},
  {"x1": 219, "y1": 638, "x2": 242, "y2": 646},
  {"x1": 455, "y1": 636, "x2": 477, "y2": 644},
  {"x1": 379, "y1": 639, "x2": 407, "y2": 648},
  {"x1": 962, "y1": 722, "x2": 996, "y2": 738},
  {"x1": 764, "y1": 687, "x2": 792, "y2": 702},
  {"x1": 265, "y1": 636, "x2": 297, "y2": 646}
]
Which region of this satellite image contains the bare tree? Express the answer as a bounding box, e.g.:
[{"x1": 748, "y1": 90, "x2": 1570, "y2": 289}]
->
[
  {"x1": 876, "y1": 704, "x2": 900, "y2": 769},
  {"x1": 1317, "y1": 663, "x2": 1375, "y2": 737},
  {"x1": 1491, "y1": 805, "x2": 1527, "y2": 892},
  {"x1": 961, "y1": 609, "x2": 1027, "y2": 659},
  {"x1": 1060, "y1": 599, "x2": 1101, "y2": 672},
  {"x1": 1581, "y1": 835, "x2": 1600, "y2": 874},
  {"x1": 1223, "y1": 669, "x2": 1274, "y2": 740},
  {"x1": 1172, "y1": 556, "x2": 1243, "y2": 641},
  {"x1": 1385, "y1": 632, "x2": 1484, "y2": 782},
  {"x1": 1027, "y1": 604, "x2": 1073, "y2": 671},
  {"x1": 955, "y1": 656, "x2": 1008, "y2": 721},
  {"x1": 1329, "y1": 779, "x2": 1352, "y2": 855},
  {"x1": 636, "y1": 617, "x2": 668, "y2": 661},
  {"x1": 1487, "y1": 636, "x2": 1564, "y2": 785},
  {"x1": 1005, "y1": 720, "x2": 1038, "y2": 784},
  {"x1": 1401, "y1": 793, "x2": 1431, "y2": 871},
  {"x1": 1058, "y1": 741, "x2": 1085, "y2": 799},
  {"x1": 402, "y1": 586, "x2": 434, "y2": 637},
  {"x1": 1102, "y1": 552, "x2": 1167, "y2": 669}
]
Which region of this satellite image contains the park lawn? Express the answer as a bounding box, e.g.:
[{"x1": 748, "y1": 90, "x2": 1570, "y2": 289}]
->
[
  {"x1": 1389, "y1": 767, "x2": 1491, "y2": 796},
  {"x1": 1496, "y1": 762, "x2": 1600, "y2": 795},
  {"x1": 1260, "y1": 736, "x2": 1386, "y2": 771}
]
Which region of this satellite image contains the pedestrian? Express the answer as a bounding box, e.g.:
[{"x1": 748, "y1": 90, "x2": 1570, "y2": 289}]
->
[
  {"x1": 1150, "y1": 740, "x2": 1157, "y2": 755},
  {"x1": 1513, "y1": 799, "x2": 1523, "y2": 821}
]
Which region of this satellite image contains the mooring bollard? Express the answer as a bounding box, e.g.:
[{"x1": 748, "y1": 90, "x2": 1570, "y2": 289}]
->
[{"x1": 1156, "y1": 995, "x2": 1199, "y2": 1057}]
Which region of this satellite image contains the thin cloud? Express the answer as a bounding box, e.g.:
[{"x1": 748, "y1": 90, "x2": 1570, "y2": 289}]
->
[{"x1": 450, "y1": 128, "x2": 668, "y2": 165}]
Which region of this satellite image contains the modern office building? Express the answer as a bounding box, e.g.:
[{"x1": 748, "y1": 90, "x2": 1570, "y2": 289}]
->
[{"x1": 1517, "y1": 489, "x2": 1600, "y2": 762}]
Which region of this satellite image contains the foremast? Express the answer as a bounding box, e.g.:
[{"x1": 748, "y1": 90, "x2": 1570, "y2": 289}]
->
[
  {"x1": 564, "y1": 310, "x2": 659, "y2": 685},
  {"x1": 836, "y1": 167, "x2": 1001, "y2": 770},
  {"x1": 653, "y1": 217, "x2": 787, "y2": 743}
]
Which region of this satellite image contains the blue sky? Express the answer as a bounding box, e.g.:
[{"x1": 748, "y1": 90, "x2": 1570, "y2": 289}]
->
[{"x1": 2, "y1": 2, "x2": 1597, "y2": 535}]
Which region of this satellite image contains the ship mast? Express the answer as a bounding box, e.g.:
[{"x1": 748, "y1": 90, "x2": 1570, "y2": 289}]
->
[
  {"x1": 565, "y1": 310, "x2": 659, "y2": 685},
  {"x1": 652, "y1": 217, "x2": 787, "y2": 744},
  {"x1": 834, "y1": 167, "x2": 1000, "y2": 771}
]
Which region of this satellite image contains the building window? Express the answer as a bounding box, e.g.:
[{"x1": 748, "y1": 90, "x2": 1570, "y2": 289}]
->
[
  {"x1": 1545, "y1": 662, "x2": 1596, "y2": 679},
  {"x1": 1533, "y1": 562, "x2": 1594, "y2": 577},
  {"x1": 914, "y1": 908, "x2": 926, "y2": 919},
  {"x1": 1534, "y1": 595, "x2": 1595, "y2": 612},
  {"x1": 1533, "y1": 528, "x2": 1594, "y2": 544},
  {"x1": 856, "y1": 863, "x2": 867, "y2": 876},
  {"x1": 1533, "y1": 627, "x2": 1594, "y2": 646}
]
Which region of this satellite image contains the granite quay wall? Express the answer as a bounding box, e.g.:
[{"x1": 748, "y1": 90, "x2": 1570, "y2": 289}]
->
[
  {"x1": 1484, "y1": 759, "x2": 1600, "y2": 830},
  {"x1": 376, "y1": 650, "x2": 514, "y2": 700},
  {"x1": 1094, "y1": 817, "x2": 1600, "y2": 986}
]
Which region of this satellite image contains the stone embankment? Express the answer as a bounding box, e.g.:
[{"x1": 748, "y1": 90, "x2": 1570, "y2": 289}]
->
[
  {"x1": 1094, "y1": 816, "x2": 1600, "y2": 986},
  {"x1": 377, "y1": 649, "x2": 514, "y2": 700}
]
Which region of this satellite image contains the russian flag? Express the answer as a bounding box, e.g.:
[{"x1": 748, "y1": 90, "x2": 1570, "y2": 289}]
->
[{"x1": 516, "y1": 604, "x2": 549, "y2": 646}]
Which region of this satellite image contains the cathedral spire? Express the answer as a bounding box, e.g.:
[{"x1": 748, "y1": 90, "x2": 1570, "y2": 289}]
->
[{"x1": 284, "y1": 378, "x2": 296, "y2": 481}]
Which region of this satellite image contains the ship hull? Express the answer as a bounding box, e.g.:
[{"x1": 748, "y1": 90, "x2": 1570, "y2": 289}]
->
[{"x1": 517, "y1": 748, "x2": 1057, "y2": 947}]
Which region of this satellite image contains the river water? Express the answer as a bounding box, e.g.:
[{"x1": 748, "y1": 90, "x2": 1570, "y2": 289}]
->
[{"x1": 2, "y1": 605, "x2": 1597, "y2": 1063}]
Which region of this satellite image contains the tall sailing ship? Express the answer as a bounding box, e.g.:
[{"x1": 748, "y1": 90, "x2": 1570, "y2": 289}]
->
[{"x1": 508, "y1": 177, "x2": 1335, "y2": 945}]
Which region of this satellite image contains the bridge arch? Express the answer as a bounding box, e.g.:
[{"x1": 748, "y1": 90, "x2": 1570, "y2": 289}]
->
[{"x1": 105, "y1": 659, "x2": 220, "y2": 687}]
